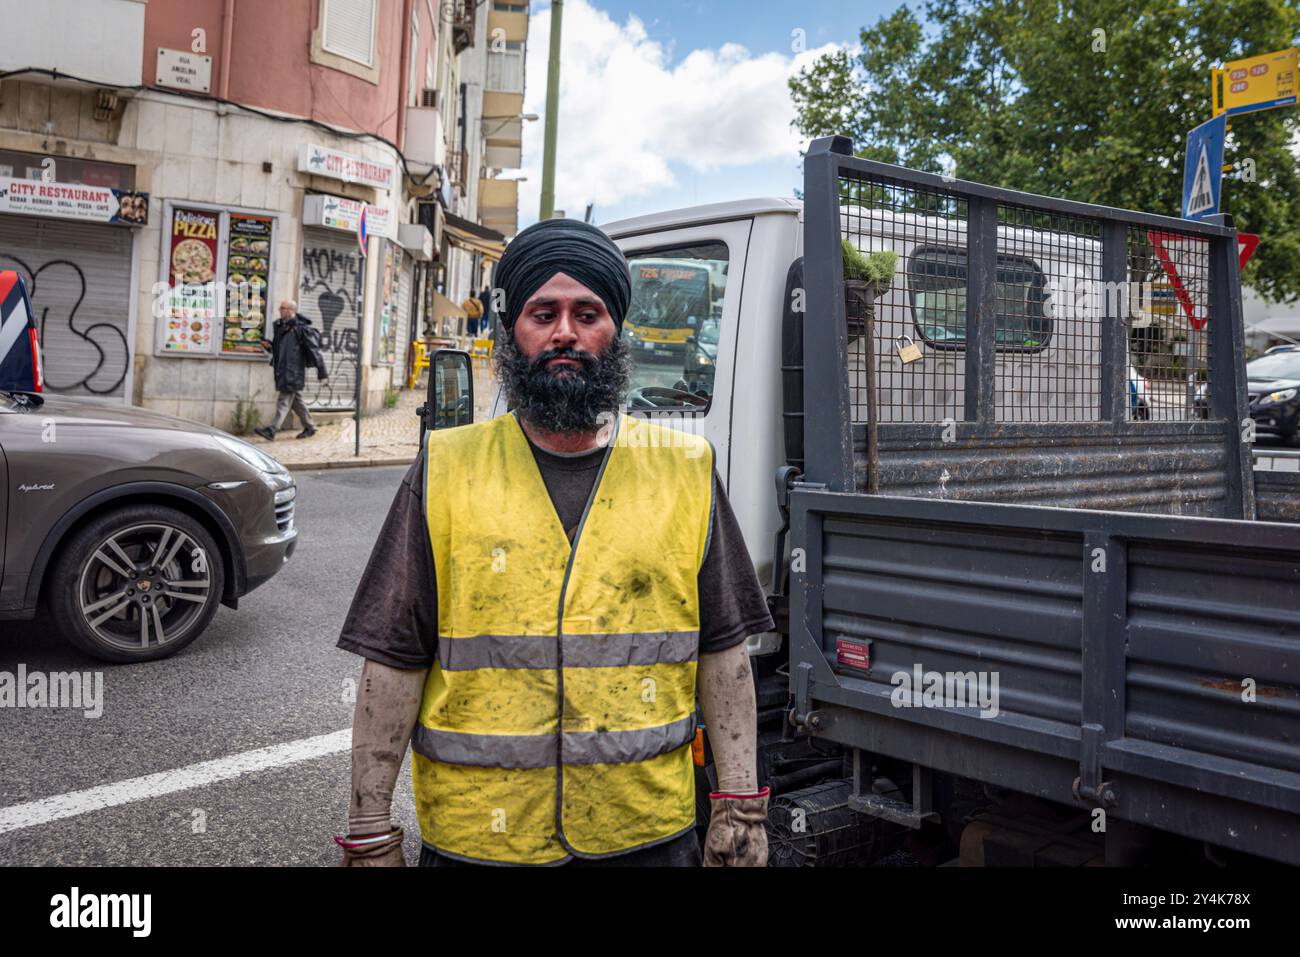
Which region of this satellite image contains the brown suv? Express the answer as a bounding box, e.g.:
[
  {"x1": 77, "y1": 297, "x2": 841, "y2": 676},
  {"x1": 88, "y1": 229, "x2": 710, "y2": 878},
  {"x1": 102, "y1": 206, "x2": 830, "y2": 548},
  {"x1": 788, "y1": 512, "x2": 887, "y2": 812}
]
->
[{"x1": 0, "y1": 388, "x2": 297, "y2": 662}]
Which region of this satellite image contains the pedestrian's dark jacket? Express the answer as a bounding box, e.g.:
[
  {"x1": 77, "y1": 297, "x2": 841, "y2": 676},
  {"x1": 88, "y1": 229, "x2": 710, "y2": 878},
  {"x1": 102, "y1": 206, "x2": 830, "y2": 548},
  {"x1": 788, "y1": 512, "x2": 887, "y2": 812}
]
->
[{"x1": 268, "y1": 313, "x2": 327, "y2": 393}]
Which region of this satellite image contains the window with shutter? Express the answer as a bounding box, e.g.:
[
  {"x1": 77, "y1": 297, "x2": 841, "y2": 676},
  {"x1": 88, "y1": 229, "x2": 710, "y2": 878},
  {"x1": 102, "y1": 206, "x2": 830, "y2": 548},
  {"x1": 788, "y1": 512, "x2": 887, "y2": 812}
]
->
[
  {"x1": 408, "y1": 8, "x2": 420, "y2": 106},
  {"x1": 487, "y1": 49, "x2": 524, "y2": 93},
  {"x1": 322, "y1": 0, "x2": 377, "y2": 67}
]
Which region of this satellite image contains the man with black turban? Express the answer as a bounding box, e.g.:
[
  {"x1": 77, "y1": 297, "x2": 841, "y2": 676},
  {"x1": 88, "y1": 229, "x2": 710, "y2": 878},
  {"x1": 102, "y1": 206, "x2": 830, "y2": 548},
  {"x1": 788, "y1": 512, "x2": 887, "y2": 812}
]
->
[{"x1": 335, "y1": 218, "x2": 773, "y2": 868}]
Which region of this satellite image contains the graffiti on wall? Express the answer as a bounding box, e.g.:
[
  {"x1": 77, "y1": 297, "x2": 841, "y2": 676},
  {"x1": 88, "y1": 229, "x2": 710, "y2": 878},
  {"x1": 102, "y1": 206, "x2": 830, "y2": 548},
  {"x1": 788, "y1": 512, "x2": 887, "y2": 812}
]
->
[
  {"x1": 0, "y1": 253, "x2": 128, "y2": 395},
  {"x1": 299, "y1": 243, "x2": 363, "y2": 410}
]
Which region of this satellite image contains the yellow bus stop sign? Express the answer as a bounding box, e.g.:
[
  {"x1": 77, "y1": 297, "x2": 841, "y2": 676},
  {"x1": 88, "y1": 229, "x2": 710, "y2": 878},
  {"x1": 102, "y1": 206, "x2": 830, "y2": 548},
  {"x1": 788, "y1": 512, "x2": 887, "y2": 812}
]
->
[{"x1": 1214, "y1": 48, "x2": 1298, "y2": 117}]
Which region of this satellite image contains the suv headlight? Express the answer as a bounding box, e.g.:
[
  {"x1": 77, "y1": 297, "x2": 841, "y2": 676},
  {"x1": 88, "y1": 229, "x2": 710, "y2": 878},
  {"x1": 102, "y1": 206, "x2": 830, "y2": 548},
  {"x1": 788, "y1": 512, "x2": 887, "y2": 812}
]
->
[
  {"x1": 215, "y1": 435, "x2": 288, "y2": 474},
  {"x1": 1263, "y1": 388, "x2": 1298, "y2": 405}
]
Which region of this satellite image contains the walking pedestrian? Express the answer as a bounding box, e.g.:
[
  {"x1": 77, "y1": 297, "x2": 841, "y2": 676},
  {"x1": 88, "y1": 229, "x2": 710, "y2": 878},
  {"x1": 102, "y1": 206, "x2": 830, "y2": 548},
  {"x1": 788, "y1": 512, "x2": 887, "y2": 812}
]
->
[{"x1": 254, "y1": 299, "x2": 328, "y2": 441}]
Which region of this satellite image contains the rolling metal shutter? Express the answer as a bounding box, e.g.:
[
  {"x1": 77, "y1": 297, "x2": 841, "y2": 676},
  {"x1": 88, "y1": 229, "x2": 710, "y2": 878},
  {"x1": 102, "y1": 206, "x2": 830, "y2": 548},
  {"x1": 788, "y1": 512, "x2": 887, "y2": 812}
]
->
[
  {"x1": 0, "y1": 214, "x2": 134, "y2": 398},
  {"x1": 299, "y1": 227, "x2": 364, "y2": 411}
]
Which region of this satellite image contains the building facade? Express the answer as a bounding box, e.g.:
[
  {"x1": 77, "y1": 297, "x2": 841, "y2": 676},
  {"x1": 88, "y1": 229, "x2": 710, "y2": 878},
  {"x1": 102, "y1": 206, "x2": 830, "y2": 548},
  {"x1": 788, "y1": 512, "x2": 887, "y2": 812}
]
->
[
  {"x1": 407, "y1": 0, "x2": 527, "y2": 338},
  {"x1": 0, "y1": 0, "x2": 526, "y2": 427}
]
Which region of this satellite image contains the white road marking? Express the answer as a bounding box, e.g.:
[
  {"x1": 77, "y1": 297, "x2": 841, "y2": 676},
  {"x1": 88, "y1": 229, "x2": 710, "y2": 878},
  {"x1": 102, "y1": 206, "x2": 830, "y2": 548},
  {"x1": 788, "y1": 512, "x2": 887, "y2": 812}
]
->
[{"x1": 0, "y1": 729, "x2": 351, "y2": 835}]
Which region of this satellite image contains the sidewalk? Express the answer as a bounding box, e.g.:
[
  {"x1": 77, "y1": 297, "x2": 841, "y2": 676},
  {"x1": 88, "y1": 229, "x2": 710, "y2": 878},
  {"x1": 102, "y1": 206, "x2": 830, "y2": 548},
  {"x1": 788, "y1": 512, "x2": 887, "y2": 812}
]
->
[{"x1": 246, "y1": 362, "x2": 497, "y2": 471}]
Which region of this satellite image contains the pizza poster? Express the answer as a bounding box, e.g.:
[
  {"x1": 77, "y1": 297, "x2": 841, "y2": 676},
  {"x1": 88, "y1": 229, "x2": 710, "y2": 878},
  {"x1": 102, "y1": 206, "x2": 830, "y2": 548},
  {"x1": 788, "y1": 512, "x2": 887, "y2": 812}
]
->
[
  {"x1": 160, "y1": 206, "x2": 220, "y2": 354},
  {"x1": 223, "y1": 214, "x2": 274, "y2": 355}
]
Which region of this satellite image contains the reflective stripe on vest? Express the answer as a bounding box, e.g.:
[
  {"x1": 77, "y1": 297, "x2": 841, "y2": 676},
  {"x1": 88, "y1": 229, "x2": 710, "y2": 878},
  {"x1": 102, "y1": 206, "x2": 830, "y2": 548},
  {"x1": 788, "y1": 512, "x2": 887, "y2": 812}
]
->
[
  {"x1": 436, "y1": 630, "x2": 701, "y2": 671},
  {"x1": 414, "y1": 411, "x2": 713, "y2": 864},
  {"x1": 411, "y1": 712, "x2": 697, "y2": 769}
]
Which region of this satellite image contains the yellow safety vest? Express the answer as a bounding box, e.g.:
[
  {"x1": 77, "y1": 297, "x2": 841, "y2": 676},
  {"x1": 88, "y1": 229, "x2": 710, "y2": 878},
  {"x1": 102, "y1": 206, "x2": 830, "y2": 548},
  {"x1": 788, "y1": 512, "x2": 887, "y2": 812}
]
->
[{"x1": 414, "y1": 411, "x2": 714, "y2": 864}]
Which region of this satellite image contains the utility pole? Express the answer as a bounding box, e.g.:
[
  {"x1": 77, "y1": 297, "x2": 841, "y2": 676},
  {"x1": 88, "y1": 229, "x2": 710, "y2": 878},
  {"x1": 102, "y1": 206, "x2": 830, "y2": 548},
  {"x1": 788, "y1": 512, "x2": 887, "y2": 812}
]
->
[
  {"x1": 354, "y1": 267, "x2": 365, "y2": 457},
  {"x1": 539, "y1": 0, "x2": 563, "y2": 220}
]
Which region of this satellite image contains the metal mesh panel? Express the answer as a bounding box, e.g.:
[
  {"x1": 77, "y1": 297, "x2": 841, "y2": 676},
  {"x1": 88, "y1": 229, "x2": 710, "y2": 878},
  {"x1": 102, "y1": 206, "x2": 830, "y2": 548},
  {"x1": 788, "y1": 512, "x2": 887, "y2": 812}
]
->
[
  {"x1": 993, "y1": 205, "x2": 1102, "y2": 422},
  {"x1": 833, "y1": 166, "x2": 1219, "y2": 432},
  {"x1": 1126, "y1": 227, "x2": 1212, "y2": 422},
  {"x1": 837, "y1": 172, "x2": 968, "y2": 425}
]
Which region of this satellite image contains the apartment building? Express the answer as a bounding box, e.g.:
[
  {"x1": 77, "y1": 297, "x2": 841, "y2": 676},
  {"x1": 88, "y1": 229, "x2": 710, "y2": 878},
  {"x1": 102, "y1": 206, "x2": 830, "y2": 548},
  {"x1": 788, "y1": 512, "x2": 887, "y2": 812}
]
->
[
  {"x1": 0, "y1": 0, "x2": 528, "y2": 426},
  {"x1": 407, "y1": 0, "x2": 529, "y2": 336}
]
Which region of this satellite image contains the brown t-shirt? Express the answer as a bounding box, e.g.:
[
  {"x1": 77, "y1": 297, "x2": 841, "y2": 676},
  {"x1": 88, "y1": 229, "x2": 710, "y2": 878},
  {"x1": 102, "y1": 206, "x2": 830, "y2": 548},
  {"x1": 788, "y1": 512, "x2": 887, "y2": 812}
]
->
[{"x1": 336, "y1": 426, "x2": 775, "y2": 668}]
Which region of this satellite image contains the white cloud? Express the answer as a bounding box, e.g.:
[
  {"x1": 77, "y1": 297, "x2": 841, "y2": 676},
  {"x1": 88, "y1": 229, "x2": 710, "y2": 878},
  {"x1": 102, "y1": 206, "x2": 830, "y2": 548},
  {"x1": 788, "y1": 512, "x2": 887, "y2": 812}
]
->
[{"x1": 510, "y1": 0, "x2": 840, "y2": 224}]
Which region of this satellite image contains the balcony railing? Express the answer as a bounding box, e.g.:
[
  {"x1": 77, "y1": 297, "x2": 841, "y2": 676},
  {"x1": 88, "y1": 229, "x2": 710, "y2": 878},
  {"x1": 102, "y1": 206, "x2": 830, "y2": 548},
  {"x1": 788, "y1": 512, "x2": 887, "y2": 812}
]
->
[{"x1": 451, "y1": 0, "x2": 475, "y2": 54}]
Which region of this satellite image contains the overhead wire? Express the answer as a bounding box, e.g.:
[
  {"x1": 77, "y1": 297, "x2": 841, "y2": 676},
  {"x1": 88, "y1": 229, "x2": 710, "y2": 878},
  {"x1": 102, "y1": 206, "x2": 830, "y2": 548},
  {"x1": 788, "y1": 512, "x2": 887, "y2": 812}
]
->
[{"x1": 0, "y1": 67, "x2": 440, "y2": 186}]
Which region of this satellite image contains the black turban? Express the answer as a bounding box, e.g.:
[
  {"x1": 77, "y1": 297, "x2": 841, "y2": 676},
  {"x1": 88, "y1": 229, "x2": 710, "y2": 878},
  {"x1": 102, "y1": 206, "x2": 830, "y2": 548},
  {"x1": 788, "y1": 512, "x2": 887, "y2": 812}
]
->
[{"x1": 492, "y1": 218, "x2": 632, "y2": 334}]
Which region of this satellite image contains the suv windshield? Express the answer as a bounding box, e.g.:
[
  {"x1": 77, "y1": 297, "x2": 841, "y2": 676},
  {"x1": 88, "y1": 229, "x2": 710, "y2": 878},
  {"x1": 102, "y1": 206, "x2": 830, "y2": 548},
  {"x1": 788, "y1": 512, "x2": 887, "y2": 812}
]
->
[{"x1": 1247, "y1": 353, "x2": 1300, "y2": 380}]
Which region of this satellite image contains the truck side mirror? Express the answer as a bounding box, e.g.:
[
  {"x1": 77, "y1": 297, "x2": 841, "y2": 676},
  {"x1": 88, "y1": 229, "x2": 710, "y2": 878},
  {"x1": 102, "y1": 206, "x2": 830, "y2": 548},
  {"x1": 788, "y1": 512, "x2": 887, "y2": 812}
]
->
[{"x1": 425, "y1": 348, "x2": 474, "y2": 433}]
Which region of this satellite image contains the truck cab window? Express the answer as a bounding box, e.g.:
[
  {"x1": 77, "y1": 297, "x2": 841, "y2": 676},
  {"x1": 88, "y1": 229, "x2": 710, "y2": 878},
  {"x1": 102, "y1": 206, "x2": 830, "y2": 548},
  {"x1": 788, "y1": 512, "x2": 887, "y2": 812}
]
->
[
  {"x1": 908, "y1": 247, "x2": 1051, "y2": 350},
  {"x1": 622, "y1": 242, "x2": 729, "y2": 411}
]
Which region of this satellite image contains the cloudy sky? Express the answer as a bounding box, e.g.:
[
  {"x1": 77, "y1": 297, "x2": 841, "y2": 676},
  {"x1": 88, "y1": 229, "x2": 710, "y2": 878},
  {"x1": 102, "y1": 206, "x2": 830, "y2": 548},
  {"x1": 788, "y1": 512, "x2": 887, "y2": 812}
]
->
[{"x1": 511, "y1": 0, "x2": 902, "y2": 230}]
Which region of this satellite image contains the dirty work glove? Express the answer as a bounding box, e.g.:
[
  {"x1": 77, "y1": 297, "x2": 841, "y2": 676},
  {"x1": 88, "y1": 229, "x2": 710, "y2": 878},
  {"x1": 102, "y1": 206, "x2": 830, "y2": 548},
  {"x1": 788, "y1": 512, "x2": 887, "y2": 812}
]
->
[
  {"x1": 335, "y1": 827, "x2": 406, "y2": 867},
  {"x1": 704, "y1": 787, "x2": 770, "y2": 867}
]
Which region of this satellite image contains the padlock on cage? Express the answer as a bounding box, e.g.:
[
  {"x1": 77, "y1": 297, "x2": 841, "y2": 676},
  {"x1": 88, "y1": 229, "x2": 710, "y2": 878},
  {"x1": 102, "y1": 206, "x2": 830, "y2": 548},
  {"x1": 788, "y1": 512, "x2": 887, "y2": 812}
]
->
[{"x1": 896, "y1": 334, "x2": 922, "y2": 365}]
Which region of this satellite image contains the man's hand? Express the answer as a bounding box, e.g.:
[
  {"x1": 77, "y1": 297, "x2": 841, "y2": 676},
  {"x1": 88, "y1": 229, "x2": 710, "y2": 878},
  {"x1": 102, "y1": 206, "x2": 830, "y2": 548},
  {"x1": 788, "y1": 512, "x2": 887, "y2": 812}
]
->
[
  {"x1": 343, "y1": 660, "x2": 427, "y2": 868},
  {"x1": 336, "y1": 827, "x2": 406, "y2": 867},
  {"x1": 704, "y1": 788, "x2": 769, "y2": 867},
  {"x1": 697, "y1": 640, "x2": 765, "y2": 865}
]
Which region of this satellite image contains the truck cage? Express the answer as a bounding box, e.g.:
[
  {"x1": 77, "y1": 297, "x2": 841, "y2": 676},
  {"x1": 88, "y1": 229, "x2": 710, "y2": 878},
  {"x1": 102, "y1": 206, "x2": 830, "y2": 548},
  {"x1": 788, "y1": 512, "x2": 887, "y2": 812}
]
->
[
  {"x1": 785, "y1": 136, "x2": 1300, "y2": 865},
  {"x1": 797, "y1": 135, "x2": 1255, "y2": 518}
]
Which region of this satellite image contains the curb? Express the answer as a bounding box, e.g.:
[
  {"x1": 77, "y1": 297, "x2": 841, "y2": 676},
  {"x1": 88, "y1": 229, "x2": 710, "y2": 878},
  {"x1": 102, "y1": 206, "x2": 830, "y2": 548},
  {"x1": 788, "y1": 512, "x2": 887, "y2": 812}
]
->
[{"x1": 285, "y1": 455, "x2": 415, "y2": 472}]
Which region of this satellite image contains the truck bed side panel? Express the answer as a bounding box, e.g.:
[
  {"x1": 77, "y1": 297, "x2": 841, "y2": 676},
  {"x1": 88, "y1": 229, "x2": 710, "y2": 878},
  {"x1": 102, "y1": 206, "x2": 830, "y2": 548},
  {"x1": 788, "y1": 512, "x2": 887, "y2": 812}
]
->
[
  {"x1": 1253, "y1": 456, "x2": 1300, "y2": 523},
  {"x1": 789, "y1": 488, "x2": 1300, "y2": 863}
]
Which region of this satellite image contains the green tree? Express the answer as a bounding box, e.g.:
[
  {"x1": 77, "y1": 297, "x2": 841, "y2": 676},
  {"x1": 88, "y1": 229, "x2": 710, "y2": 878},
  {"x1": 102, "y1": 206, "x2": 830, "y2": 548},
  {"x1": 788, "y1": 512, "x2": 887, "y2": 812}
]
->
[{"x1": 790, "y1": 0, "x2": 1300, "y2": 301}]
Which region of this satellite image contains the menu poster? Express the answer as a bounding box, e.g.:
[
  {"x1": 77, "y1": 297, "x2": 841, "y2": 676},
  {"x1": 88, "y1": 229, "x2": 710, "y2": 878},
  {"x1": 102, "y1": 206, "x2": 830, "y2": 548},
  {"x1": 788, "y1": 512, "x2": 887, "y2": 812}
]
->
[
  {"x1": 223, "y1": 214, "x2": 274, "y2": 355},
  {"x1": 160, "y1": 206, "x2": 220, "y2": 354}
]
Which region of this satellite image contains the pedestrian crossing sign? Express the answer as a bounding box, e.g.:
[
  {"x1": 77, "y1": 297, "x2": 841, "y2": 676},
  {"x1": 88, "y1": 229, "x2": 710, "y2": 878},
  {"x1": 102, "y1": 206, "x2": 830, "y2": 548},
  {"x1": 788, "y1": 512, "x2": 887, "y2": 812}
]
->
[{"x1": 1182, "y1": 115, "x2": 1226, "y2": 221}]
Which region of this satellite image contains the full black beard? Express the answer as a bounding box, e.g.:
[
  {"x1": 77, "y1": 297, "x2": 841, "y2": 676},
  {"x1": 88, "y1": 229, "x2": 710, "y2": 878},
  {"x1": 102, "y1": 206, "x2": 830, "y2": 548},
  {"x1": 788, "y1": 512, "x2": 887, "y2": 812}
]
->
[{"x1": 494, "y1": 332, "x2": 631, "y2": 433}]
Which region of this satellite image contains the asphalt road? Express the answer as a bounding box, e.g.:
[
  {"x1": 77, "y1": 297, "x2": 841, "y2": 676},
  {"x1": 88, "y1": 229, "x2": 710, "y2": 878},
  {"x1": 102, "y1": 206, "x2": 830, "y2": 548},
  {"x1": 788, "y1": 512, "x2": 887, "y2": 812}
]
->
[{"x1": 0, "y1": 465, "x2": 421, "y2": 866}]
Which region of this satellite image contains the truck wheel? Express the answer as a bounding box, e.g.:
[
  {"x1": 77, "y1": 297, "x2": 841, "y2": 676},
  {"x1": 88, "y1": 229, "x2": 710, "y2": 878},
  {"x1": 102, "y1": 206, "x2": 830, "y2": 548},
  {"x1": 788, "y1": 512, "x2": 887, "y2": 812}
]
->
[{"x1": 48, "y1": 505, "x2": 225, "y2": 663}]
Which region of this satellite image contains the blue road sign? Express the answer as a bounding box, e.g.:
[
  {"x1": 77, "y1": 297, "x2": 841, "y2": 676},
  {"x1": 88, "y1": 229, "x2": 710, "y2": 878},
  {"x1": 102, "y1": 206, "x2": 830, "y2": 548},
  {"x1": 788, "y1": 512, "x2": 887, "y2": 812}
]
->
[{"x1": 1182, "y1": 114, "x2": 1226, "y2": 220}]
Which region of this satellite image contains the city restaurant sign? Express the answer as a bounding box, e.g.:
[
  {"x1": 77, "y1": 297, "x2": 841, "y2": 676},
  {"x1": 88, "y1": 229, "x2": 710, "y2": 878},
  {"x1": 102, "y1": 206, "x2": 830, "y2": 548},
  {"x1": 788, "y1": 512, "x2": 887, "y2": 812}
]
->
[
  {"x1": 301, "y1": 194, "x2": 393, "y2": 238},
  {"x1": 297, "y1": 144, "x2": 394, "y2": 191},
  {"x1": 0, "y1": 178, "x2": 148, "y2": 226}
]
